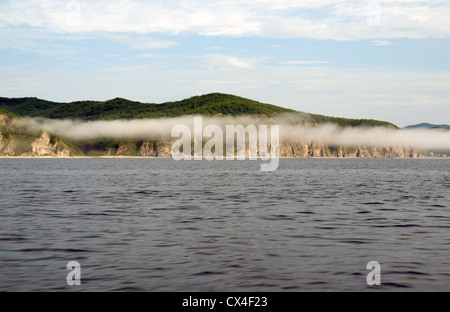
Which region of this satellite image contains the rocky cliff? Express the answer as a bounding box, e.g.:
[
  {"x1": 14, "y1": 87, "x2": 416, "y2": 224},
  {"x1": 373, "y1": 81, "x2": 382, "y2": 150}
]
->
[
  {"x1": 75, "y1": 139, "x2": 422, "y2": 158},
  {"x1": 0, "y1": 111, "x2": 426, "y2": 158},
  {"x1": 0, "y1": 113, "x2": 83, "y2": 157},
  {"x1": 278, "y1": 140, "x2": 422, "y2": 158}
]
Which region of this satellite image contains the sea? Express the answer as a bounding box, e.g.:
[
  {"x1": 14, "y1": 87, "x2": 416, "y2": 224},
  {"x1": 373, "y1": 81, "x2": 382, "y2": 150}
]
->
[{"x1": 0, "y1": 158, "x2": 449, "y2": 291}]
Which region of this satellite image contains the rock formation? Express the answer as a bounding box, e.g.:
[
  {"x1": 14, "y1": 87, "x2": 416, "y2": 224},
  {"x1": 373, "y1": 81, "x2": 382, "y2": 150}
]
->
[
  {"x1": 0, "y1": 111, "x2": 427, "y2": 158},
  {"x1": 0, "y1": 113, "x2": 82, "y2": 157}
]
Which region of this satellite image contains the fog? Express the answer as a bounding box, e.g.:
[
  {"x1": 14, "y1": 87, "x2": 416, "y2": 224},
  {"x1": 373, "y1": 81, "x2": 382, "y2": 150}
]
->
[
  {"x1": 280, "y1": 123, "x2": 450, "y2": 150},
  {"x1": 16, "y1": 115, "x2": 450, "y2": 150}
]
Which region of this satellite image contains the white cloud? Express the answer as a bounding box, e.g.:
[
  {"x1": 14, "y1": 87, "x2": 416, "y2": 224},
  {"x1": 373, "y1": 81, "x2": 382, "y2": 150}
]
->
[
  {"x1": 4, "y1": 60, "x2": 449, "y2": 126},
  {"x1": 369, "y1": 40, "x2": 392, "y2": 46},
  {"x1": 106, "y1": 35, "x2": 177, "y2": 49},
  {"x1": 202, "y1": 54, "x2": 269, "y2": 70},
  {"x1": 0, "y1": 0, "x2": 449, "y2": 40},
  {"x1": 1, "y1": 0, "x2": 449, "y2": 128},
  {"x1": 279, "y1": 61, "x2": 329, "y2": 65},
  {"x1": 0, "y1": 27, "x2": 89, "y2": 53}
]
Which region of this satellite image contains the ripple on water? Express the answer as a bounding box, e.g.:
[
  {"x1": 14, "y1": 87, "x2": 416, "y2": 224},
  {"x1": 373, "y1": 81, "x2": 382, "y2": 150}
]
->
[{"x1": 0, "y1": 158, "x2": 449, "y2": 291}]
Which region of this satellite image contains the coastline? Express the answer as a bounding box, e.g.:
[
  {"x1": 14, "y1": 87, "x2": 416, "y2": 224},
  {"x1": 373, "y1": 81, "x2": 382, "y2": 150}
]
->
[{"x1": 0, "y1": 156, "x2": 448, "y2": 159}]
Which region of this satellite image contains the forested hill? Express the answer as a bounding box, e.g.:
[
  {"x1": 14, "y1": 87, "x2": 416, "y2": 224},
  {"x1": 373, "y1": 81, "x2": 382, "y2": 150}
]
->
[
  {"x1": 0, "y1": 93, "x2": 398, "y2": 128},
  {"x1": 0, "y1": 108, "x2": 19, "y2": 119}
]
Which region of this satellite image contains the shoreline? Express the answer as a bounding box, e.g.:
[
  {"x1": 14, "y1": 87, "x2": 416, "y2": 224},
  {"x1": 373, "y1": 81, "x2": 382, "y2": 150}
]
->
[{"x1": 0, "y1": 156, "x2": 448, "y2": 159}]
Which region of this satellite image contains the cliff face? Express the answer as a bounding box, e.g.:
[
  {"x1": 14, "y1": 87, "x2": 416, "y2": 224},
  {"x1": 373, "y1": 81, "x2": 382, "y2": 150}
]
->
[
  {"x1": 96, "y1": 139, "x2": 422, "y2": 158},
  {"x1": 29, "y1": 132, "x2": 77, "y2": 157},
  {"x1": 278, "y1": 141, "x2": 421, "y2": 158},
  {"x1": 0, "y1": 114, "x2": 8, "y2": 126},
  {"x1": 0, "y1": 113, "x2": 83, "y2": 157},
  {"x1": 138, "y1": 141, "x2": 173, "y2": 157},
  {"x1": 0, "y1": 112, "x2": 425, "y2": 158}
]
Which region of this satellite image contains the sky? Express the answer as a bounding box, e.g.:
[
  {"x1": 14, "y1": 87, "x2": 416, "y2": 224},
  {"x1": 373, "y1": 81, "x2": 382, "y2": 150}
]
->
[{"x1": 1, "y1": 0, "x2": 450, "y2": 127}]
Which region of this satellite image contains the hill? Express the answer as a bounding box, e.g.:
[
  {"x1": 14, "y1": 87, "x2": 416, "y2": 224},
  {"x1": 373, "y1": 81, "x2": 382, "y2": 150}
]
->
[
  {"x1": 0, "y1": 93, "x2": 293, "y2": 120},
  {"x1": 0, "y1": 93, "x2": 398, "y2": 128},
  {"x1": 0, "y1": 108, "x2": 19, "y2": 119},
  {"x1": 404, "y1": 123, "x2": 450, "y2": 129}
]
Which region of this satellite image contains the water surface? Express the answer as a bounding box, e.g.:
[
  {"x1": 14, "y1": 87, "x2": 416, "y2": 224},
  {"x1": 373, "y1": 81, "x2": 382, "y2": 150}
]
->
[{"x1": 0, "y1": 158, "x2": 449, "y2": 291}]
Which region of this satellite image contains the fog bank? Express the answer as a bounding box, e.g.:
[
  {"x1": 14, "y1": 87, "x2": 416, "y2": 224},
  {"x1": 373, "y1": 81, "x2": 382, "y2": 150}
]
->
[{"x1": 17, "y1": 116, "x2": 450, "y2": 150}]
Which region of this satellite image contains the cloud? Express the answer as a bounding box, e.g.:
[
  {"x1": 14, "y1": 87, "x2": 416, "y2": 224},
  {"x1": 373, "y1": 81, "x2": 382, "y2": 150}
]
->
[
  {"x1": 279, "y1": 61, "x2": 329, "y2": 65},
  {"x1": 369, "y1": 40, "x2": 392, "y2": 46},
  {"x1": 0, "y1": 0, "x2": 449, "y2": 40},
  {"x1": 0, "y1": 27, "x2": 91, "y2": 54},
  {"x1": 3, "y1": 62, "x2": 449, "y2": 127},
  {"x1": 106, "y1": 35, "x2": 177, "y2": 49},
  {"x1": 203, "y1": 54, "x2": 268, "y2": 70}
]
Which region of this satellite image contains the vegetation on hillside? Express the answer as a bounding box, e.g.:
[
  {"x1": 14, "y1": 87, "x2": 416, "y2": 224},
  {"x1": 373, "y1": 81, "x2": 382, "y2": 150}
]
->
[
  {"x1": 0, "y1": 93, "x2": 397, "y2": 128},
  {"x1": 49, "y1": 134, "x2": 85, "y2": 156},
  {"x1": 0, "y1": 108, "x2": 19, "y2": 119},
  {"x1": 0, "y1": 93, "x2": 293, "y2": 120},
  {"x1": 308, "y1": 113, "x2": 398, "y2": 128}
]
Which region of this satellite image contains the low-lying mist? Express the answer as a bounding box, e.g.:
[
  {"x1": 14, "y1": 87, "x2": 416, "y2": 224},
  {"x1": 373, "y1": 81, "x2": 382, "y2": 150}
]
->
[{"x1": 17, "y1": 115, "x2": 450, "y2": 150}]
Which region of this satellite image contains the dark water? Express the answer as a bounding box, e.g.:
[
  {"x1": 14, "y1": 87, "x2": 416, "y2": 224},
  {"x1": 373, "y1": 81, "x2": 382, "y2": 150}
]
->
[{"x1": 0, "y1": 158, "x2": 449, "y2": 291}]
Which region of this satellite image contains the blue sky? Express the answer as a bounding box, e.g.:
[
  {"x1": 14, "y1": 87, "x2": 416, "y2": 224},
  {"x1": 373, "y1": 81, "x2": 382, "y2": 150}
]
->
[{"x1": 1, "y1": 0, "x2": 450, "y2": 127}]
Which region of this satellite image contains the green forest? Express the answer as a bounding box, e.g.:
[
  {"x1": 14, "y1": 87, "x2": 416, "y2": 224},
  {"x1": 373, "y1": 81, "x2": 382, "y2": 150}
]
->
[{"x1": 0, "y1": 93, "x2": 398, "y2": 128}]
